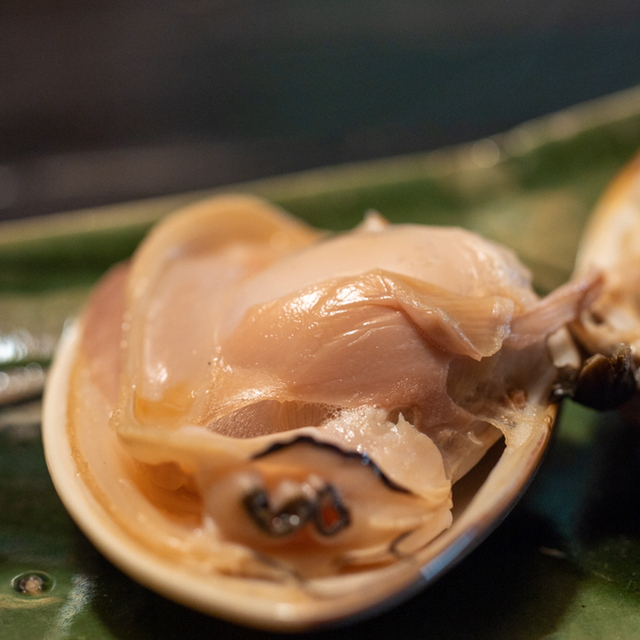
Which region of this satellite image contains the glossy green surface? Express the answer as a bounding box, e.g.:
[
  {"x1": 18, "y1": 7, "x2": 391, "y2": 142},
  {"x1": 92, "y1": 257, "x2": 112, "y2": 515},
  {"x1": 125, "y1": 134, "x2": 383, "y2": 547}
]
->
[{"x1": 3, "y1": 87, "x2": 640, "y2": 638}]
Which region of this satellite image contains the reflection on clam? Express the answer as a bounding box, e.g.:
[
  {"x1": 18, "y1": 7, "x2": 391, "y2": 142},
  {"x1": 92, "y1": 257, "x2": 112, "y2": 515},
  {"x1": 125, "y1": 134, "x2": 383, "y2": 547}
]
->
[{"x1": 43, "y1": 195, "x2": 598, "y2": 630}]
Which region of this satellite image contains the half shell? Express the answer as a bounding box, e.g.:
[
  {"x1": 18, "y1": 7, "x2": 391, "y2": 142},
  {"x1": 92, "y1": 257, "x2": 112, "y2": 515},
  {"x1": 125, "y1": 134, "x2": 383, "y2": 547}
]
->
[
  {"x1": 573, "y1": 153, "x2": 640, "y2": 357},
  {"x1": 43, "y1": 195, "x2": 596, "y2": 630}
]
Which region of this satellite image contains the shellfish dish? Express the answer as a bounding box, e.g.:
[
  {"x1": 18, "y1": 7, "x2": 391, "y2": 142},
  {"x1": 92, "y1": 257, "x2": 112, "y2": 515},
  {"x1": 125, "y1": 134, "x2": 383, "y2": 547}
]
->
[{"x1": 43, "y1": 194, "x2": 601, "y2": 630}]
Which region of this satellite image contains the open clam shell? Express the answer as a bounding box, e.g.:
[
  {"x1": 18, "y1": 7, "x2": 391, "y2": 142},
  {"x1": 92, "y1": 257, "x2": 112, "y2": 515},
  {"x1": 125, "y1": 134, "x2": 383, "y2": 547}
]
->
[
  {"x1": 43, "y1": 195, "x2": 594, "y2": 630},
  {"x1": 573, "y1": 152, "x2": 640, "y2": 360}
]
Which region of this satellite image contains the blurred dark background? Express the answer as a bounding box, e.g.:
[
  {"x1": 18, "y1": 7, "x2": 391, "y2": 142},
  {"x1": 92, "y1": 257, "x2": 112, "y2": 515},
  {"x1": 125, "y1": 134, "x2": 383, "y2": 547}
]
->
[{"x1": 2, "y1": 0, "x2": 640, "y2": 221}]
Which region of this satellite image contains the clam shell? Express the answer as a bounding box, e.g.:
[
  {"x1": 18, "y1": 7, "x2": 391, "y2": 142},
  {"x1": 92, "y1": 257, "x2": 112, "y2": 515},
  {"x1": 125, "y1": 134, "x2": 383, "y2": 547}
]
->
[
  {"x1": 43, "y1": 195, "x2": 579, "y2": 630},
  {"x1": 572, "y1": 152, "x2": 640, "y2": 358}
]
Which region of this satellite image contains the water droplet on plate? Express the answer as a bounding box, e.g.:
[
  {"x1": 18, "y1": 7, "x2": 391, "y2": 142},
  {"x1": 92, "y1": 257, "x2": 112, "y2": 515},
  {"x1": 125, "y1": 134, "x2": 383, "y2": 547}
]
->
[{"x1": 11, "y1": 571, "x2": 55, "y2": 596}]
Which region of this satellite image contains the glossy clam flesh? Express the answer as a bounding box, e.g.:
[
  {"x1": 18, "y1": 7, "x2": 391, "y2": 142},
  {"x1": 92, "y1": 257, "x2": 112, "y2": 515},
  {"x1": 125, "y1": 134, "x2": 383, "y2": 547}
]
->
[{"x1": 43, "y1": 195, "x2": 598, "y2": 630}]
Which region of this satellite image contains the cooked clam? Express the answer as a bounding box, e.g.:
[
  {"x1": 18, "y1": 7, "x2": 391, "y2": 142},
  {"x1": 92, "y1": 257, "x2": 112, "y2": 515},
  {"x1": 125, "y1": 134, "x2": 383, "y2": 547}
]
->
[
  {"x1": 573, "y1": 153, "x2": 640, "y2": 349},
  {"x1": 43, "y1": 195, "x2": 598, "y2": 630},
  {"x1": 569, "y1": 153, "x2": 640, "y2": 409}
]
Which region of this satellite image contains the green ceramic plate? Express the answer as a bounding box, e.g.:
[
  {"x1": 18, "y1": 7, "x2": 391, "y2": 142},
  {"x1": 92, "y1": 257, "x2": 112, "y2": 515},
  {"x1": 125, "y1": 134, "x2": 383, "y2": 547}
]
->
[{"x1": 4, "y1": 86, "x2": 640, "y2": 639}]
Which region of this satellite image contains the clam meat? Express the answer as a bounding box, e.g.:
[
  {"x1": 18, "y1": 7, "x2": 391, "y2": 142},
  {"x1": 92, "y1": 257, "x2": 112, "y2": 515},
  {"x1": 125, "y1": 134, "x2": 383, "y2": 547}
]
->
[
  {"x1": 43, "y1": 195, "x2": 598, "y2": 630},
  {"x1": 574, "y1": 153, "x2": 640, "y2": 355}
]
